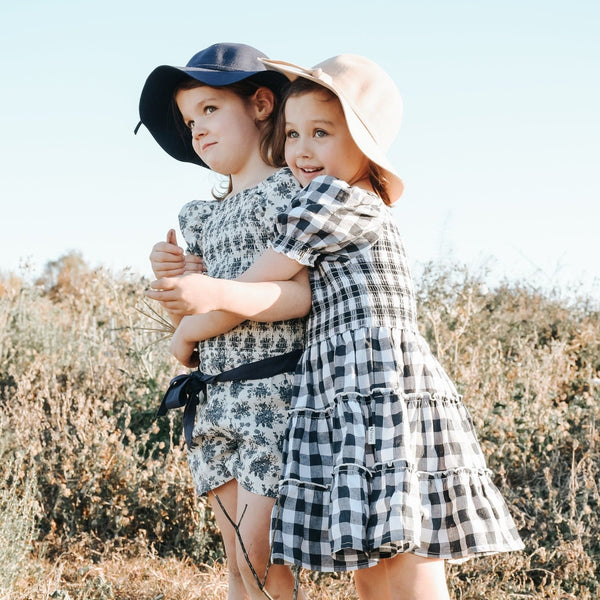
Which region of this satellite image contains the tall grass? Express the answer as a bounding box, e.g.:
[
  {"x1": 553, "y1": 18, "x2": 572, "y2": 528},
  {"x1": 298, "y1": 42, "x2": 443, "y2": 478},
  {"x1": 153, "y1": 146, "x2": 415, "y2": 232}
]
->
[
  {"x1": 0, "y1": 255, "x2": 598, "y2": 599},
  {"x1": 0, "y1": 435, "x2": 38, "y2": 593}
]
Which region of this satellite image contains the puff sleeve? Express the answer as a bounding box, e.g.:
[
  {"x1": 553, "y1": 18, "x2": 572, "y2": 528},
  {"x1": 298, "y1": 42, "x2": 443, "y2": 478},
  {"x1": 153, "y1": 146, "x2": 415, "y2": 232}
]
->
[
  {"x1": 270, "y1": 176, "x2": 385, "y2": 266},
  {"x1": 178, "y1": 200, "x2": 217, "y2": 256}
]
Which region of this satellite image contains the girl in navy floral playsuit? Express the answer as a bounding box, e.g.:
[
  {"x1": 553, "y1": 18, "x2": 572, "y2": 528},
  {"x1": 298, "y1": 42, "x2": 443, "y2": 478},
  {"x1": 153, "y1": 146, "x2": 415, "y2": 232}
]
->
[{"x1": 139, "y1": 43, "x2": 310, "y2": 600}]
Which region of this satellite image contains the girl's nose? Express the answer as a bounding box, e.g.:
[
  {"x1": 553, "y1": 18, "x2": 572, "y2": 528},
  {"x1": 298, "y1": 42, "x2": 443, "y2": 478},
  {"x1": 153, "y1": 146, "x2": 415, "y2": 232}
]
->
[
  {"x1": 191, "y1": 122, "x2": 205, "y2": 138},
  {"x1": 296, "y1": 138, "x2": 311, "y2": 158}
]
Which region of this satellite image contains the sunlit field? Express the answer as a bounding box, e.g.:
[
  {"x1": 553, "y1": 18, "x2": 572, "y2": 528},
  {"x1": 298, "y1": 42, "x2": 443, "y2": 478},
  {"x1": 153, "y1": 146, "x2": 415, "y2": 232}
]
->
[{"x1": 1, "y1": 253, "x2": 598, "y2": 599}]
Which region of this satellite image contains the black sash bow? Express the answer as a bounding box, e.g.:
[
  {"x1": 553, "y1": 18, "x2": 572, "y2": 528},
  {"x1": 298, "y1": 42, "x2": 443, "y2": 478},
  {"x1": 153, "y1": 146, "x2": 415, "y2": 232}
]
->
[{"x1": 157, "y1": 349, "x2": 302, "y2": 449}]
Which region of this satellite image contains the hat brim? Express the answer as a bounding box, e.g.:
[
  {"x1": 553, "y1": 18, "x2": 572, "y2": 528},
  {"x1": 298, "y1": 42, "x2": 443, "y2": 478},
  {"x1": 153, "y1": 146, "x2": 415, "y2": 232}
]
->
[
  {"x1": 138, "y1": 65, "x2": 287, "y2": 167},
  {"x1": 261, "y1": 58, "x2": 404, "y2": 202}
]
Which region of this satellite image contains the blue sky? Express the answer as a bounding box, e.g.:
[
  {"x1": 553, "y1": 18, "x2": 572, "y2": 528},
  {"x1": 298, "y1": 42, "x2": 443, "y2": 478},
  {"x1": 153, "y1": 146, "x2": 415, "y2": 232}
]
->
[{"x1": 1, "y1": 1, "x2": 598, "y2": 299}]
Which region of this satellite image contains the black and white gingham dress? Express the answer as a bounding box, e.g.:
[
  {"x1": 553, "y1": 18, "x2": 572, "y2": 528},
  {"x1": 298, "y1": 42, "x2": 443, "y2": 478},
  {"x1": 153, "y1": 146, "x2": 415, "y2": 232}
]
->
[{"x1": 269, "y1": 175, "x2": 524, "y2": 572}]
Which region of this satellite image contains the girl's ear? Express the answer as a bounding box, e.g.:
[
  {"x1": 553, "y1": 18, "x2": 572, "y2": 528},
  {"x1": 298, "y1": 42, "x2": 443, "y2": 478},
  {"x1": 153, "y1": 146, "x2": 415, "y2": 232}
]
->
[{"x1": 253, "y1": 87, "x2": 276, "y2": 121}]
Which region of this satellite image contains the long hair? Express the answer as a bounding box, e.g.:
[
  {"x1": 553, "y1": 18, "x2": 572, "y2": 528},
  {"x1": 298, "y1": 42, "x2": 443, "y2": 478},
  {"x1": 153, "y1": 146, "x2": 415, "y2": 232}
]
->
[
  {"x1": 273, "y1": 78, "x2": 392, "y2": 206},
  {"x1": 172, "y1": 76, "x2": 285, "y2": 199}
]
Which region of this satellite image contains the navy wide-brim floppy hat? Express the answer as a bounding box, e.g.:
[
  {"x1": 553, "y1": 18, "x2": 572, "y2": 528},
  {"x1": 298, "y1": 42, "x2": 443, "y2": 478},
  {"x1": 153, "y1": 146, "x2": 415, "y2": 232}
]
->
[{"x1": 137, "y1": 42, "x2": 287, "y2": 167}]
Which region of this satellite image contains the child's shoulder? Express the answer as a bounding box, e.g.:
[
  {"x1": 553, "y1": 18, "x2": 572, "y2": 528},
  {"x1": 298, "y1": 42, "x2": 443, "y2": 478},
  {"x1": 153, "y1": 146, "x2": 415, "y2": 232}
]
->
[
  {"x1": 178, "y1": 199, "x2": 219, "y2": 235},
  {"x1": 297, "y1": 175, "x2": 380, "y2": 208},
  {"x1": 178, "y1": 198, "x2": 218, "y2": 219},
  {"x1": 306, "y1": 174, "x2": 349, "y2": 192},
  {"x1": 260, "y1": 167, "x2": 302, "y2": 197}
]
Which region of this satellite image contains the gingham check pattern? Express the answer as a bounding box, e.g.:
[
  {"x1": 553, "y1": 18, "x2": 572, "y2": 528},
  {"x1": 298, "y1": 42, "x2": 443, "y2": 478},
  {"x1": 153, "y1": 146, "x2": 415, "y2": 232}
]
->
[
  {"x1": 272, "y1": 176, "x2": 418, "y2": 344},
  {"x1": 269, "y1": 178, "x2": 524, "y2": 571}
]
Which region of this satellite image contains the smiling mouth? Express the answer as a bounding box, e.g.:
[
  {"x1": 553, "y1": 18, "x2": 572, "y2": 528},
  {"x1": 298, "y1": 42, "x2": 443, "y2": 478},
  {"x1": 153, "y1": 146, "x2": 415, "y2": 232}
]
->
[{"x1": 299, "y1": 166, "x2": 323, "y2": 174}]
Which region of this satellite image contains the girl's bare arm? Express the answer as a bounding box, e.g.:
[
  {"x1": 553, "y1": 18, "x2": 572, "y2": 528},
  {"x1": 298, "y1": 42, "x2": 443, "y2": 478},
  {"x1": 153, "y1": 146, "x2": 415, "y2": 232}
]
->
[{"x1": 148, "y1": 248, "x2": 307, "y2": 322}]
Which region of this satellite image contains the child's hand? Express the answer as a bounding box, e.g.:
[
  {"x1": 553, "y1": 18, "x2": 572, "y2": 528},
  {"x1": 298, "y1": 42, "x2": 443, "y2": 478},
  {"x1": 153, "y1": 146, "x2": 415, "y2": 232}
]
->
[
  {"x1": 184, "y1": 253, "x2": 207, "y2": 274},
  {"x1": 150, "y1": 229, "x2": 185, "y2": 278},
  {"x1": 170, "y1": 318, "x2": 200, "y2": 368},
  {"x1": 146, "y1": 273, "x2": 222, "y2": 315}
]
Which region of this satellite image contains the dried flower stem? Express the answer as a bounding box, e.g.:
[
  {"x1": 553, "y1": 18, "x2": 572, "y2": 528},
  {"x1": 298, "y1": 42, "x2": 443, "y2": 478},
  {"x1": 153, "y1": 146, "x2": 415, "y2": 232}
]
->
[{"x1": 212, "y1": 493, "x2": 276, "y2": 600}]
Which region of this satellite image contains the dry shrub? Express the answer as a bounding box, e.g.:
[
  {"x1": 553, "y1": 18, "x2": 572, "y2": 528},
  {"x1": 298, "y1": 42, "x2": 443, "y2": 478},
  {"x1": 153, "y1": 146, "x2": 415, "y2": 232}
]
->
[
  {"x1": 0, "y1": 256, "x2": 222, "y2": 592},
  {"x1": 1, "y1": 255, "x2": 599, "y2": 599},
  {"x1": 9, "y1": 549, "x2": 358, "y2": 600},
  {"x1": 0, "y1": 430, "x2": 39, "y2": 593}
]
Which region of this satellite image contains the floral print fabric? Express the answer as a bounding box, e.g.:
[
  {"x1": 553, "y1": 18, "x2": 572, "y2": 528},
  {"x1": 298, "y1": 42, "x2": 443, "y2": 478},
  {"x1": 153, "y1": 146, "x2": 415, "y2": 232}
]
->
[{"x1": 178, "y1": 168, "x2": 305, "y2": 497}]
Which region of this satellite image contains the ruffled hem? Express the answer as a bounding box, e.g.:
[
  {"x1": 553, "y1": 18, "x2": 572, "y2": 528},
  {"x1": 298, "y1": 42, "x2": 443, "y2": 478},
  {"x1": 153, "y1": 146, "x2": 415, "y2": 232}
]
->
[{"x1": 271, "y1": 462, "x2": 524, "y2": 572}]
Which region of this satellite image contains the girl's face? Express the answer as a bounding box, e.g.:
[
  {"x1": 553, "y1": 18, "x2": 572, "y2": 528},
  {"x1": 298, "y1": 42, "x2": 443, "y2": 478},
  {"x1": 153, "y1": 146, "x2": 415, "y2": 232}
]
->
[
  {"x1": 283, "y1": 89, "x2": 370, "y2": 189},
  {"x1": 176, "y1": 85, "x2": 262, "y2": 177}
]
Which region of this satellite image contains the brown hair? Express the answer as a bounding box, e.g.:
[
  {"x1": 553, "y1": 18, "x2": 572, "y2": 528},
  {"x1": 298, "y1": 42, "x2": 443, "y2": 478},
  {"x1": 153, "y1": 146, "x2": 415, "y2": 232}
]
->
[
  {"x1": 172, "y1": 76, "x2": 285, "y2": 199},
  {"x1": 273, "y1": 78, "x2": 392, "y2": 205}
]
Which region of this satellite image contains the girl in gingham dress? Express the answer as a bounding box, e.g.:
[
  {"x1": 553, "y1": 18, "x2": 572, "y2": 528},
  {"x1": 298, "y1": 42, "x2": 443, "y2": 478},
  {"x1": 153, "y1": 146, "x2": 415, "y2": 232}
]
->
[
  {"x1": 170, "y1": 54, "x2": 524, "y2": 599},
  {"x1": 139, "y1": 43, "x2": 310, "y2": 600}
]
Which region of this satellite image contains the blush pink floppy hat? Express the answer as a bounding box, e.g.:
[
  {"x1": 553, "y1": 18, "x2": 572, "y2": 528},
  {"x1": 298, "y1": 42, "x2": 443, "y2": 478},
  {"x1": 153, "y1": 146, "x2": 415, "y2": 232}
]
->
[{"x1": 261, "y1": 54, "x2": 404, "y2": 202}]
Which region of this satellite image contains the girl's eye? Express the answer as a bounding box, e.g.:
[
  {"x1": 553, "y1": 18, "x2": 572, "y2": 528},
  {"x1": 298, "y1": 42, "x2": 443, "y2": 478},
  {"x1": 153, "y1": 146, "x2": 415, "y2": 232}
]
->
[
  {"x1": 314, "y1": 129, "x2": 328, "y2": 138},
  {"x1": 186, "y1": 120, "x2": 195, "y2": 131},
  {"x1": 286, "y1": 130, "x2": 299, "y2": 139},
  {"x1": 204, "y1": 105, "x2": 217, "y2": 115}
]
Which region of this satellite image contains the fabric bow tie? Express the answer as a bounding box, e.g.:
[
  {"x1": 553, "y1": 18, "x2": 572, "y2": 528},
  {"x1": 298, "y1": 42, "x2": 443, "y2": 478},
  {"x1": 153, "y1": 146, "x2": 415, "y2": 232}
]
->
[{"x1": 156, "y1": 349, "x2": 303, "y2": 449}]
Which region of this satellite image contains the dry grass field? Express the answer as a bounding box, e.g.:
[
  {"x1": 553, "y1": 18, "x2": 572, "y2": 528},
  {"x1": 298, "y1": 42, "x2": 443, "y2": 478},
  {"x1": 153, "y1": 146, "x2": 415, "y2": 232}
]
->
[{"x1": 1, "y1": 253, "x2": 598, "y2": 599}]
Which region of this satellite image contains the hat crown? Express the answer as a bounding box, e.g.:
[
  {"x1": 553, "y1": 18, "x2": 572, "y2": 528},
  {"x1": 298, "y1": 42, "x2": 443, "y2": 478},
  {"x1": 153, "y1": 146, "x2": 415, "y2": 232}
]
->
[
  {"x1": 313, "y1": 54, "x2": 402, "y2": 153},
  {"x1": 186, "y1": 43, "x2": 268, "y2": 73},
  {"x1": 138, "y1": 43, "x2": 285, "y2": 169}
]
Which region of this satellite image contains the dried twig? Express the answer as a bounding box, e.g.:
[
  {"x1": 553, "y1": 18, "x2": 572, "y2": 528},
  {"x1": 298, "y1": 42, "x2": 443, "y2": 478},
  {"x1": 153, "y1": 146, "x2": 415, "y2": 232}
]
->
[
  {"x1": 293, "y1": 565, "x2": 301, "y2": 599},
  {"x1": 135, "y1": 300, "x2": 175, "y2": 334},
  {"x1": 212, "y1": 493, "x2": 276, "y2": 600},
  {"x1": 111, "y1": 300, "x2": 177, "y2": 351}
]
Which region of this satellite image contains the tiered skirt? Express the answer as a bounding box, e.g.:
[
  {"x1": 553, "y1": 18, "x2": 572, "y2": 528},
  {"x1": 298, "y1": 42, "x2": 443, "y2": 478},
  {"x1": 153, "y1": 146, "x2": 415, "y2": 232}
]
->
[{"x1": 270, "y1": 327, "x2": 524, "y2": 571}]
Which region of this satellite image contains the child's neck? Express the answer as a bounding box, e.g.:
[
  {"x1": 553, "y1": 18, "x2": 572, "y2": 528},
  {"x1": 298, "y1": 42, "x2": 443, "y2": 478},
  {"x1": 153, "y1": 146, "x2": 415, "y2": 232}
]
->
[
  {"x1": 349, "y1": 176, "x2": 375, "y2": 194},
  {"x1": 229, "y1": 161, "x2": 278, "y2": 197}
]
